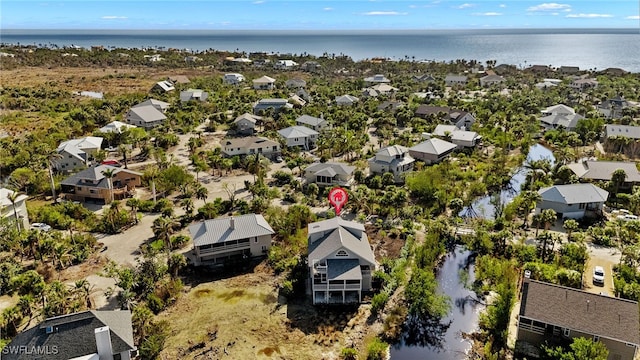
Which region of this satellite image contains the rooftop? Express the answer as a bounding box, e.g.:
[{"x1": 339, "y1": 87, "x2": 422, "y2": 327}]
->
[{"x1": 189, "y1": 214, "x2": 275, "y2": 247}]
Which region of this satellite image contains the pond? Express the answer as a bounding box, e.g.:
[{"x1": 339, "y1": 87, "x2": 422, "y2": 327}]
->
[{"x1": 392, "y1": 144, "x2": 556, "y2": 359}]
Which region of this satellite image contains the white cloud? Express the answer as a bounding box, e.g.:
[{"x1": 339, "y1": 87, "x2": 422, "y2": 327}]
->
[
  {"x1": 499, "y1": 4, "x2": 506, "y2": 8},
  {"x1": 473, "y1": 12, "x2": 502, "y2": 16},
  {"x1": 362, "y1": 11, "x2": 408, "y2": 16},
  {"x1": 323, "y1": 7, "x2": 333, "y2": 11},
  {"x1": 626, "y1": 15, "x2": 640, "y2": 20},
  {"x1": 252, "y1": 0, "x2": 264, "y2": 4},
  {"x1": 101, "y1": 16, "x2": 127, "y2": 19},
  {"x1": 551, "y1": 12, "x2": 559, "y2": 16},
  {"x1": 527, "y1": 3, "x2": 571, "y2": 12},
  {"x1": 566, "y1": 13, "x2": 613, "y2": 18},
  {"x1": 456, "y1": 3, "x2": 474, "y2": 9}
]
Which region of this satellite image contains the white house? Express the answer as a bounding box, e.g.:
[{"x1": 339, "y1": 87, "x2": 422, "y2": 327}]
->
[
  {"x1": 541, "y1": 104, "x2": 575, "y2": 117},
  {"x1": 223, "y1": 73, "x2": 245, "y2": 85},
  {"x1": 151, "y1": 80, "x2": 174, "y2": 93},
  {"x1": 274, "y1": 60, "x2": 298, "y2": 70},
  {"x1": 308, "y1": 218, "x2": 376, "y2": 305},
  {"x1": 253, "y1": 99, "x2": 293, "y2": 114},
  {"x1": 536, "y1": 183, "x2": 608, "y2": 219},
  {"x1": 133, "y1": 99, "x2": 170, "y2": 113},
  {"x1": 368, "y1": 145, "x2": 415, "y2": 182},
  {"x1": 415, "y1": 105, "x2": 476, "y2": 130},
  {"x1": 364, "y1": 74, "x2": 390, "y2": 84},
  {"x1": 252, "y1": 75, "x2": 276, "y2": 90},
  {"x1": 445, "y1": 74, "x2": 468, "y2": 86},
  {"x1": 295, "y1": 115, "x2": 329, "y2": 132},
  {"x1": 98, "y1": 121, "x2": 136, "y2": 134},
  {"x1": 479, "y1": 74, "x2": 506, "y2": 87},
  {"x1": 0, "y1": 188, "x2": 29, "y2": 230},
  {"x1": 221, "y1": 136, "x2": 281, "y2": 160},
  {"x1": 126, "y1": 105, "x2": 167, "y2": 130},
  {"x1": 189, "y1": 214, "x2": 275, "y2": 266},
  {"x1": 55, "y1": 136, "x2": 103, "y2": 172},
  {"x1": 539, "y1": 104, "x2": 583, "y2": 131},
  {"x1": 409, "y1": 137, "x2": 457, "y2": 165},
  {"x1": 335, "y1": 95, "x2": 359, "y2": 106},
  {"x1": 278, "y1": 126, "x2": 319, "y2": 150},
  {"x1": 433, "y1": 124, "x2": 482, "y2": 149}
]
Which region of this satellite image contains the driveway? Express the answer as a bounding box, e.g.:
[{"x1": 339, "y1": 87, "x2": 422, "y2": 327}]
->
[{"x1": 582, "y1": 243, "x2": 620, "y2": 296}]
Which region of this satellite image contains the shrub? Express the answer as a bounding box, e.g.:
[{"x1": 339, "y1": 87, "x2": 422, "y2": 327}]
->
[
  {"x1": 340, "y1": 347, "x2": 358, "y2": 360},
  {"x1": 280, "y1": 280, "x2": 294, "y2": 299},
  {"x1": 146, "y1": 293, "x2": 165, "y2": 314},
  {"x1": 366, "y1": 338, "x2": 388, "y2": 360},
  {"x1": 370, "y1": 292, "x2": 389, "y2": 314}
]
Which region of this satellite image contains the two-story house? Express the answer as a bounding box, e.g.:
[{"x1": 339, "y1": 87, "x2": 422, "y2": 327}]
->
[
  {"x1": 304, "y1": 162, "x2": 356, "y2": 187},
  {"x1": 0, "y1": 188, "x2": 29, "y2": 230},
  {"x1": 445, "y1": 74, "x2": 468, "y2": 86},
  {"x1": 253, "y1": 99, "x2": 292, "y2": 115},
  {"x1": 233, "y1": 113, "x2": 262, "y2": 135},
  {"x1": 252, "y1": 75, "x2": 276, "y2": 90},
  {"x1": 308, "y1": 218, "x2": 376, "y2": 305},
  {"x1": 536, "y1": 183, "x2": 608, "y2": 219},
  {"x1": 223, "y1": 73, "x2": 245, "y2": 85},
  {"x1": 2, "y1": 310, "x2": 137, "y2": 360},
  {"x1": 189, "y1": 214, "x2": 275, "y2": 266},
  {"x1": 295, "y1": 115, "x2": 329, "y2": 132},
  {"x1": 221, "y1": 136, "x2": 281, "y2": 160},
  {"x1": 368, "y1": 145, "x2": 415, "y2": 183},
  {"x1": 433, "y1": 125, "x2": 482, "y2": 149},
  {"x1": 516, "y1": 279, "x2": 639, "y2": 360},
  {"x1": 415, "y1": 105, "x2": 476, "y2": 130},
  {"x1": 180, "y1": 89, "x2": 208, "y2": 102},
  {"x1": 278, "y1": 126, "x2": 319, "y2": 150},
  {"x1": 274, "y1": 59, "x2": 298, "y2": 70},
  {"x1": 60, "y1": 165, "x2": 141, "y2": 205},
  {"x1": 126, "y1": 104, "x2": 167, "y2": 130},
  {"x1": 55, "y1": 137, "x2": 103, "y2": 172},
  {"x1": 409, "y1": 137, "x2": 457, "y2": 165},
  {"x1": 363, "y1": 74, "x2": 390, "y2": 85}
]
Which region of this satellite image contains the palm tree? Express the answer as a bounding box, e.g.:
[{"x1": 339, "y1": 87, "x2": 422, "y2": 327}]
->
[
  {"x1": 563, "y1": 219, "x2": 579, "y2": 242},
  {"x1": 195, "y1": 184, "x2": 208, "y2": 205},
  {"x1": 540, "y1": 209, "x2": 558, "y2": 231},
  {"x1": 152, "y1": 216, "x2": 179, "y2": 253},
  {"x1": 117, "y1": 144, "x2": 131, "y2": 169},
  {"x1": 43, "y1": 148, "x2": 63, "y2": 203},
  {"x1": 101, "y1": 168, "x2": 116, "y2": 203},
  {"x1": 168, "y1": 253, "x2": 187, "y2": 278},
  {"x1": 7, "y1": 191, "x2": 22, "y2": 231},
  {"x1": 143, "y1": 166, "x2": 160, "y2": 202},
  {"x1": 126, "y1": 198, "x2": 140, "y2": 224}
]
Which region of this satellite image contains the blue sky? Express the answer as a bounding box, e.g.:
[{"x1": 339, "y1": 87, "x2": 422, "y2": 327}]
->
[{"x1": 1, "y1": 1, "x2": 639, "y2": 30}]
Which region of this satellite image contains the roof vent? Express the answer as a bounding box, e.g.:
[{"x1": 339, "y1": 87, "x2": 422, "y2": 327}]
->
[{"x1": 45, "y1": 326, "x2": 54, "y2": 334}]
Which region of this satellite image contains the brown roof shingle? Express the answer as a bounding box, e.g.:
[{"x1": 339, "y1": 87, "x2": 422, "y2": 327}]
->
[{"x1": 520, "y1": 280, "x2": 640, "y2": 345}]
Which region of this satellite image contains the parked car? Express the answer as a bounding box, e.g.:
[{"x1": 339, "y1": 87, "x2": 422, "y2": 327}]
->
[
  {"x1": 101, "y1": 160, "x2": 122, "y2": 167},
  {"x1": 617, "y1": 214, "x2": 638, "y2": 221},
  {"x1": 593, "y1": 266, "x2": 605, "y2": 285},
  {"x1": 31, "y1": 223, "x2": 52, "y2": 232}
]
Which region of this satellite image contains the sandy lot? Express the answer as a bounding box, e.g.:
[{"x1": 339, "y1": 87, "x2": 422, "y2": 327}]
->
[{"x1": 582, "y1": 243, "x2": 620, "y2": 296}]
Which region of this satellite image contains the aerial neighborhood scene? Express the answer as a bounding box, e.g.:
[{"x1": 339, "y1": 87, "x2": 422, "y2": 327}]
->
[{"x1": 1, "y1": 1, "x2": 640, "y2": 360}]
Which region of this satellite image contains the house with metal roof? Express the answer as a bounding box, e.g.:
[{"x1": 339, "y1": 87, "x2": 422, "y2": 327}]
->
[
  {"x1": 278, "y1": 126, "x2": 319, "y2": 150},
  {"x1": 223, "y1": 73, "x2": 245, "y2": 85},
  {"x1": 445, "y1": 74, "x2": 468, "y2": 86},
  {"x1": 1, "y1": 188, "x2": 29, "y2": 230},
  {"x1": 335, "y1": 94, "x2": 359, "y2": 106},
  {"x1": 126, "y1": 105, "x2": 167, "y2": 130},
  {"x1": 604, "y1": 124, "x2": 640, "y2": 141},
  {"x1": 98, "y1": 121, "x2": 136, "y2": 135},
  {"x1": 233, "y1": 113, "x2": 262, "y2": 135},
  {"x1": 253, "y1": 98, "x2": 292, "y2": 115},
  {"x1": 221, "y1": 136, "x2": 280, "y2": 160},
  {"x1": 2, "y1": 310, "x2": 136, "y2": 360},
  {"x1": 55, "y1": 136, "x2": 104, "y2": 172},
  {"x1": 189, "y1": 214, "x2": 275, "y2": 266},
  {"x1": 415, "y1": 105, "x2": 476, "y2": 130},
  {"x1": 133, "y1": 98, "x2": 170, "y2": 112},
  {"x1": 516, "y1": 279, "x2": 639, "y2": 360},
  {"x1": 536, "y1": 183, "x2": 608, "y2": 219},
  {"x1": 252, "y1": 75, "x2": 276, "y2": 90},
  {"x1": 539, "y1": 113, "x2": 584, "y2": 131},
  {"x1": 567, "y1": 160, "x2": 640, "y2": 189},
  {"x1": 364, "y1": 74, "x2": 390, "y2": 84},
  {"x1": 60, "y1": 165, "x2": 141, "y2": 205},
  {"x1": 308, "y1": 218, "x2": 376, "y2": 304},
  {"x1": 180, "y1": 89, "x2": 208, "y2": 102},
  {"x1": 274, "y1": 59, "x2": 298, "y2": 70},
  {"x1": 151, "y1": 79, "x2": 174, "y2": 93},
  {"x1": 409, "y1": 137, "x2": 457, "y2": 165},
  {"x1": 285, "y1": 78, "x2": 307, "y2": 89},
  {"x1": 479, "y1": 74, "x2": 506, "y2": 87},
  {"x1": 295, "y1": 114, "x2": 329, "y2": 132},
  {"x1": 368, "y1": 145, "x2": 415, "y2": 183},
  {"x1": 598, "y1": 96, "x2": 632, "y2": 119},
  {"x1": 433, "y1": 124, "x2": 482, "y2": 149},
  {"x1": 304, "y1": 162, "x2": 356, "y2": 187}
]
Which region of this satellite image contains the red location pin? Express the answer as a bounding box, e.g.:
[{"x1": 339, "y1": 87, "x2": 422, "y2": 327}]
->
[{"x1": 328, "y1": 187, "x2": 348, "y2": 216}]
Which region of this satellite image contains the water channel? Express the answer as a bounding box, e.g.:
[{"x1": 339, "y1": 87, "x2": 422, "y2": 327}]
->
[{"x1": 391, "y1": 144, "x2": 555, "y2": 359}]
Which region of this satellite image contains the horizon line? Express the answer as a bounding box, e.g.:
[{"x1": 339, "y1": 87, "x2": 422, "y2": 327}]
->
[{"x1": 2, "y1": 26, "x2": 639, "y2": 31}]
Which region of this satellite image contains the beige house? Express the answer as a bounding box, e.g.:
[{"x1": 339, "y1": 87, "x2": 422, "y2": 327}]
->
[
  {"x1": 60, "y1": 165, "x2": 141, "y2": 205},
  {"x1": 409, "y1": 137, "x2": 457, "y2": 165},
  {"x1": 0, "y1": 188, "x2": 29, "y2": 230},
  {"x1": 252, "y1": 75, "x2": 276, "y2": 90},
  {"x1": 433, "y1": 125, "x2": 482, "y2": 149},
  {"x1": 479, "y1": 74, "x2": 506, "y2": 87},
  {"x1": 126, "y1": 105, "x2": 167, "y2": 130},
  {"x1": 304, "y1": 162, "x2": 355, "y2": 187},
  {"x1": 308, "y1": 218, "x2": 376, "y2": 305},
  {"x1": 221, "y1": 136, "x2": 281, "y2": 160},
  {"x1": 189, "y1": 214, "x2": 274, "y2": 266},
  {"x1": 516, "y1": 279, "x2": 639, "y2": 360},
  {"x1": 368, "y1": 145, "x2": 415, "y2": 183}
]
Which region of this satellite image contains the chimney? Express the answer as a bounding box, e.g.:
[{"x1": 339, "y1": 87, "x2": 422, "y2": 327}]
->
[
  {"x1": 95, "y1": 326, "x2": 114, "y2": 360},
  {"x1": 230, "y1": 217, "x2": 235, "y2": 230}
]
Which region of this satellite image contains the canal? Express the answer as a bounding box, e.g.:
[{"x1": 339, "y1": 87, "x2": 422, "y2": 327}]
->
[{"x1": 391, "y1": 144, "x2": 555, "y2": 359}]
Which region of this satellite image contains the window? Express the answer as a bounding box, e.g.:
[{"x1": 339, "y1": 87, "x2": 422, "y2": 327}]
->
[
  {"x1": 563, "y1": 328, "x2": 570, "y2": 337},
  {"x1": 579, "y1": 203, "x2": 586, "y2": 209},
  {"x1": 336, "y1": 250, "x2": 348, "y2": 257},
  {"x1": 593, "y1": 335, "x2": 599, "y2": 342},
  {"x1": 254, "y1": 237, "x2": 258, "y2": 243}
]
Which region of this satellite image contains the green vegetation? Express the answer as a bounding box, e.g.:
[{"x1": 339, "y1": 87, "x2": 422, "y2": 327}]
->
[{"x1": 543, "y1": 337, "x2": 609, "y2": 360}]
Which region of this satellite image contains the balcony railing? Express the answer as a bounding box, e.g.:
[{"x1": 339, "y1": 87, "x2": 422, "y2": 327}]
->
[
  {"x1": 199, "y1": 242, "x2": 250, "y2": 255},
  {"x1": 313, "y1": 283, "x2": 362, "y2": 291}
]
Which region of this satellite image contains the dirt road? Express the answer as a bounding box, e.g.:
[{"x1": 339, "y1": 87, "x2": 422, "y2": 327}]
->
[{"x1": 582, "y1": 243, "x2": 620, "y2": 296}]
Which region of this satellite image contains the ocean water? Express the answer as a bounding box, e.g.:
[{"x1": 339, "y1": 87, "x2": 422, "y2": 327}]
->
[{"x1": 1, "y1": 29, "x2": 639, "y2": 72}]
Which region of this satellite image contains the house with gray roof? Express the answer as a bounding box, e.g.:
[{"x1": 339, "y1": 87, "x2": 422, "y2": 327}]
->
[
  {"x1": 180, "y1": 89, "x2": 208, "y2": 102},
  {"x1": 433, "y1": 124, "x2": 482, "y2": 148},
  {"x1": 377, "y1": 100, "x2": 405, "y2": 112},
  {"x1": 252, "y1": 75, "x2": 276, "y2": 90},
  {"x1": 569, "y1": 78, "x2": 598, "y2": 91},
  {"x1": 2, "y1": 310, "x2": 136, "y2": 360},
  {"x1": 541, "y1": 104, "x2": 575, "y2": 117},
  {"x1": 409, "y1": 137, "x2": 457, "y2": 165},
  {"x1": 604, "y1": 124, "x2": 640, "y2": 141},
  {"x1": 364, "y1": 74, "x2": 390, "y2": 85},
  {"x1": 126, "y1": 104, "x2": 167, "y2": 130},
  {"x1": 516, "y1": 279, "x2": 639, "y2": 360},
  {"x1": 415, "y1": 105, "x2": 476, "y2": 130},
  {"x1": 278, "y1": 126, "x2": 319, "y2": 150},
  {"x1": 151, "y1": 79, "x2": 175, "y2": 93},
  {"x1": 189, "y1": 214, "x2": 274, "y2": 266},
  {"x1": 253, "y1": 98, "x2": 293, "y2": 115},
  {"x1": 335, "y1": 94, "x2": 359, "y2": 106},
  {"x1": 567, "y1": 160, "x2": 640, "y2": 189},
  {"x1": 223, "y1": 73, "x2": 245, "y2": 85},
  {"x1": 98, "y1": 121, "x2": 136, "y2": 135},
  {"x1": 539, "y1": 113, "x2": 584, "y2": 131},
  {"x1": 536, "y1": 183, "x2": 608, "y2": 219},
  {"x1": 133, "y1": 98, "x2": 170, "y2": 112},
  {"x1": 233, "y1": 113, "x2": 262, "y2": 135},
  {"x1": 479, "y1": 74, "x2": 506, "y2": 87},
  {"x1": 60, "y1": 165, "x2": 141, "y2": 205},
  {"x1": 221, "y1": 136, "x2": 280, "y2": 160},
  {"x1": 304, "y1": 162, "x2": 356, "y2": 187},
  {"x1": 368, "y1": 145, "x2": 415, "y2": 182},
  {"x1": 285, "y1": 78, "x2": 307, "y2": 89},
  {"x1": 598, "y1": 96, "x2": 632, "y2": 119},
  {"x1": 445, "y1": 74, "x2": 468, "y2": 86},
  {"x1": 308, "y1": 218, "x2": 376, "y2": 304},
  {"x1": 55, "y1": 136, "x2": 104, "y2": 172},
  {"x1": 295, "y1": 114, "x2": 329, "y2": 132}
]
